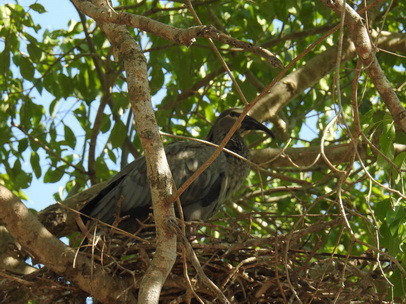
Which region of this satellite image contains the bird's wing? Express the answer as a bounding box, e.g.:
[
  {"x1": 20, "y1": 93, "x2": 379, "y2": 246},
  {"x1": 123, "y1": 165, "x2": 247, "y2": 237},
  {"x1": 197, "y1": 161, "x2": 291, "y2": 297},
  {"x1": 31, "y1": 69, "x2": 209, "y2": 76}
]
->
[
  {"x1": 81, "y1": 141, "x2": 228, "y2": 224},
  {"x1": 80, "y1": 156, "x2": 150, "y2": 225},
  {"x1": 165, "y1": 141, "x2": 228, "y2": 220}
]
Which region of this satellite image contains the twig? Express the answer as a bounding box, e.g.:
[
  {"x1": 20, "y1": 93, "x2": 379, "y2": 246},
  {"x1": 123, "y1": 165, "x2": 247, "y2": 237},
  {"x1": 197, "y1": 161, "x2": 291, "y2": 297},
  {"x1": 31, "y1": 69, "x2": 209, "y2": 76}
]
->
[
  {"x1": 185, "y1": 0, "x2": 248, "y2": 106},
  {"x1": 12, "y1": 122, "x2": 87, "y2": 175},
  {"x1": 168, "y1": 219, "x2": 231, "y2": 304},
  {"x1": 0, "y1": 271, "x2": 35, "y2": 286},
  {"x1": 88, "y1": 94, "x2": 110, "y2": 185}
]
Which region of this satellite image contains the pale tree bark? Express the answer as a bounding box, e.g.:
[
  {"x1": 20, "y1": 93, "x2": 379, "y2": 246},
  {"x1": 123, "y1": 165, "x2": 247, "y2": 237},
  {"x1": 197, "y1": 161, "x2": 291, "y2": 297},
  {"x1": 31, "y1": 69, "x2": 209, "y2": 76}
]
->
[
  {"x1": 251, "y1": 144, "x2": 371, "y2": 169},
  {"x1": 321, "y1": 0, "x2": 406, "y2": 133},
  {"x1": 0, "y1": 185, "x2": 137, "y2": 303},
  {"x1": 72, "y1": 0, "x2": 179, "y2": 302},
  {"x1": 251, "y1": 143, "x2": 406, "y2": 169},
  {"x1": 0, "y1": 225, "x2": 36, "y2": 275},
  {"x1": 250, "y1": 31, "x2": 406, "y2": 127}
]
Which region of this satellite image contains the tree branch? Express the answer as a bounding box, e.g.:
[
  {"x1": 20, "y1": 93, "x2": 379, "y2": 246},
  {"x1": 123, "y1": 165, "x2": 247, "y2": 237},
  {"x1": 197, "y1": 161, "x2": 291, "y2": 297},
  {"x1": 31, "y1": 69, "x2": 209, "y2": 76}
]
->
[
  {"x1": 321, "y1": 0, "x2": 406, "y2": 133},
  {"x1": 250, "y1": 30, "x2": 406, "y2": 124},
  {"x1": 76, "y1": 0, "x2": 178, "y2": 302},
  {"x1": 37, "y1": 182, "x2": 107, "y2": 237},
  {"x1": 71, "y1": 0, "x2": 282, "y2": 68},
  {"x1": 251, "y1": 35, "x2": 355, "y2": 123},
  {"x1": 251, "y1": 143, "x2": 371, "y2": 169},
  {"x1": 0, "y1": 225, "x2": 37, "y2": 275},
  {"x1": 0, "y1": 185, "x2": 136, "y2": 303}
]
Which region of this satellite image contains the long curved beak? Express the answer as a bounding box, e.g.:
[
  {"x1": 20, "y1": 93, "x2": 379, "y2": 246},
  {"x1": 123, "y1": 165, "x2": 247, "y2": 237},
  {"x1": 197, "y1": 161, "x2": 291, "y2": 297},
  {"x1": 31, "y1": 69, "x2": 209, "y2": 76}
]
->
[{"x1": 242, "y1": 115, "x2": 275, "y2": 139}]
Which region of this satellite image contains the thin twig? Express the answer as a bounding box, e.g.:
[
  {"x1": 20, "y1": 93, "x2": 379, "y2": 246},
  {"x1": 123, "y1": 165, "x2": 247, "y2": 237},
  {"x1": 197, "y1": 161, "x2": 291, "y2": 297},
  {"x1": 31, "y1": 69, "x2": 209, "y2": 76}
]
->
[{"x1": 12, "y1": 123, "x2": 87, "y2": 175}]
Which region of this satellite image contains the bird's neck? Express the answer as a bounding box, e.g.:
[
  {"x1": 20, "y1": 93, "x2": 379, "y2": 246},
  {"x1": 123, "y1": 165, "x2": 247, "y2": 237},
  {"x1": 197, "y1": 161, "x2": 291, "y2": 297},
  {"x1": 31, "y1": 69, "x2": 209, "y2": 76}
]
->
[{"x1": 206, "y1": 132, "x2": 249, "y2": 158}]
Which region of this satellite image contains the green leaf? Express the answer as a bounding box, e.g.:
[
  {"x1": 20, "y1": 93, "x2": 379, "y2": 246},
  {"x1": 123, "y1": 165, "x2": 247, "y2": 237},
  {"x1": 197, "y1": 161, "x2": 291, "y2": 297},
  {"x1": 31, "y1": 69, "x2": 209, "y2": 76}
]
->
[
  {"x1": 204, "y1": 104, "x2": 215, "y2": 122},
  {"x1": 18, "y1": 138, "x2": 29, "y2": 153},
  {"x1": 30, "y1": 151, "x2": 41, "y2": 178},
  {"x1": 29, "y1": 3, "x2": 46, "y2": 13},
  {"x1": 375, "y1": 199, "x2": 390, "y2": 221},
  {"x1": 58, "y1": 73, "x2": 75, "y2": 99},
  {"x1": 44, "y1": 166, "x2": 66, "y2": 183},
  {"x1": 391, "y1": 268, "x2": 406, "y2": 299},
  {"x1": 64, "y1": 125, "x2": 76, "y2": 149},
  {"x1": 387, "y1": 206, "x2": 406, "y2": 232},
  {"x1": 44, "y1": 72, "x2": 62, "y2": 98},
  {"x1": 0, "y1": 50, "x2": 11, "y2": 74},
  {"x1": 393, "y1": 152, "x2": 406, "y2": 184},
  {"x1": 11, "y1": 159, "x2": 32, "y2": 189},
  {"x1": 34, "y1": 77, "x2": 43, "y2": 95},
  {"x1": 95, "y1": 157, "x2": 110, "y2": 180},
  {"x1": 27, "y1": 42, "x2": 42, "y2": 62},
  {"x1": 49, "y1": 98, "x2": 60, "y2": 118},
  {"x1": 109, "y1": 121, "x2": 127, "y2": 149},
  {"x1": 15, "y1": 171, "x2": 32, "y2": 189},
  {"x1": 19, "y1": 56, "x2": 35, "y2": 80},
  {"x1": 12, "y1": 158, "x2": 21, "y2": 173},
  {"x1": 100, "y1": 113, "x2": 111, "y2": 134},
  {"x1": 73, "y1": 102, "x2": 90, "y2": 130},
  {"x1": 150, "y1": 63, "x2": 165, "y2": 95},
  {"x1": 377, "y1": 122, "x2": 395, "y2": 168},
  {"x1": 107, "y1": 148, "x2": 117, "y2": 163}
]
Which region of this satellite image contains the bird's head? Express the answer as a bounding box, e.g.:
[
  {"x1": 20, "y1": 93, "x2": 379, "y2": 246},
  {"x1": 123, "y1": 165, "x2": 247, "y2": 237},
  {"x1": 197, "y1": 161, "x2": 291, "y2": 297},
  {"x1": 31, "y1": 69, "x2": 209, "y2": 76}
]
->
[{"x1": 206, "y1": 108, "x2": 274, "y2": 144}]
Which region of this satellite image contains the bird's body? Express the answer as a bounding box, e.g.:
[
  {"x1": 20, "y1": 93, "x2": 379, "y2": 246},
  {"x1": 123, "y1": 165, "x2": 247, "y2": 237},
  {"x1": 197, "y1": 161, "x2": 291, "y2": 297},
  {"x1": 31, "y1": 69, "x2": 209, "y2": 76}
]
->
[{"x1": 80, "y1": 108, "x2": 273, "y2": 230}]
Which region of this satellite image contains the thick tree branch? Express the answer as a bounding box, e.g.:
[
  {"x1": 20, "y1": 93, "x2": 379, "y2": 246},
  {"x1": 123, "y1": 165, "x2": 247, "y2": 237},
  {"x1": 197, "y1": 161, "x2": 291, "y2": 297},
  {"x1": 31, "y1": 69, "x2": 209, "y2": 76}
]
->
[
  {"x1": 38, "y1": 182, "x2": 107, "y2": 237},
  {"x1": 251, "y1": 143, "x2": 371, "y2": 169},
  {"x1": 321, "y1": 0, "x2": 406, "y2": 133},
  {"x1": 250, "y1": 30, "x2": 406, "y2": 124},
  {"x1": 0, "y1": 225, "x2": 36, "y2": 275},
  {"x1": 75, "y1": 0, "x2": 178, "y2": 302},
  {"x1": 251, "y1": 37, "x2": 355, "y2": 122},
  {"x1": 261, "y1": 24, "x2": 337, "y2": 49},
  {"x1": 0, "y1": 185, "x2": 136, "y2": 304},
  {"x1": 252, "y1": 143, "x2": 406, "y2": 169}
]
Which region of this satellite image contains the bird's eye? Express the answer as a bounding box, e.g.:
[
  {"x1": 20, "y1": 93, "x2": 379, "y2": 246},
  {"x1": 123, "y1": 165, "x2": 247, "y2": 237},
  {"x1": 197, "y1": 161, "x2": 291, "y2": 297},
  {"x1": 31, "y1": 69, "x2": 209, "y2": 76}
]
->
[{"x1": 229, "y1": 111, "x2": 241, "y2": 118}]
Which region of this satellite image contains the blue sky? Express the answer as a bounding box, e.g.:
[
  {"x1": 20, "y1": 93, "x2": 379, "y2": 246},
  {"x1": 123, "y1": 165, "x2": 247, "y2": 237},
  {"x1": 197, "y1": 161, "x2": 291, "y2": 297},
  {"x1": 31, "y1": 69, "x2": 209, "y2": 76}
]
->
[{"x1": 14, "y1": 1, "x2": 78, "y2": 210}]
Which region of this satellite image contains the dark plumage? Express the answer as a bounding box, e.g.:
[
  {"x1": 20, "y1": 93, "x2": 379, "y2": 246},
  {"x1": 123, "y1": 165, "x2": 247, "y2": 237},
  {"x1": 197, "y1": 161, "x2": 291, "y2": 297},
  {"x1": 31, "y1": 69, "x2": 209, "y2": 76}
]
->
[{"x1": 80, "y1": 108, "x2": 273, "y2": 230}]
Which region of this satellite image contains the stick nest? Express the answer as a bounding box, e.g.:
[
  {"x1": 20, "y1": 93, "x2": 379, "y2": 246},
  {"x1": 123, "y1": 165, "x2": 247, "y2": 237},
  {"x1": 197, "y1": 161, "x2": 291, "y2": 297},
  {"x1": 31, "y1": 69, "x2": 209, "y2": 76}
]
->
[{"x1": 0, "y1": 214, "x2": 394, "y2": 303}]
